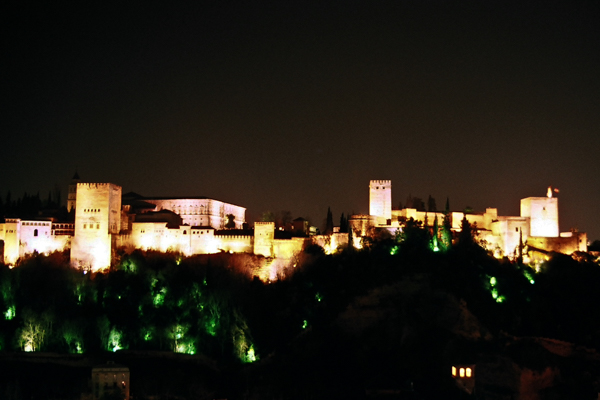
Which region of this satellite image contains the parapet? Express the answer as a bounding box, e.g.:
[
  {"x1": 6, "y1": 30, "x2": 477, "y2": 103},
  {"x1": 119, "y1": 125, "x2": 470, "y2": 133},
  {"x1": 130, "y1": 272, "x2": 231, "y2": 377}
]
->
[{"x1": 370, "y1": 180, "x2": 391, "y2": 186}]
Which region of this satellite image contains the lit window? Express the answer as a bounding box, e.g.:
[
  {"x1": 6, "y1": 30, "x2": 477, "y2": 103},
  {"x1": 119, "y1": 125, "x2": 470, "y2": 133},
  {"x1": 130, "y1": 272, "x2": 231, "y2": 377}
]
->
[
  {"x1": 452, "y1": 366, "x2": 457, "y2": 376},
  {"x1": 466, "y1": 368, "x2": 472, "y2": 378},
  {"x1": 97, "y1": 224, "x2": 100, "y2": 229},
  {"x1": 84, "y1": 224, "x2": 87, "y2": 229},
  {"x1": 459, "y1": 368, "x2": 465, "y2": 377}
]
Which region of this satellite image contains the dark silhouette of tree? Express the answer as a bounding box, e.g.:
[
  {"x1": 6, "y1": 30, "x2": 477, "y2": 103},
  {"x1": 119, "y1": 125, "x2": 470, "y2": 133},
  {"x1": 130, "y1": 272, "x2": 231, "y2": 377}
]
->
[
  {"x1": 427, "y1": 195, "x2": 437, "y2": 212},
  {"x1": 225, "y1": 214, "x2": 236, "y2": 229},
  {"x1": 275, "y1": 210, "x2": 292, "y2": 229},
  {"x1": 324, "y1": 207, "x2": 334, "y2": 235},
  {"x1": 458, "y1": 215, "x2": 474, "y2": 247},
  {"x1": 339, "y1": 213, "x2": 347, "y2": 233}
]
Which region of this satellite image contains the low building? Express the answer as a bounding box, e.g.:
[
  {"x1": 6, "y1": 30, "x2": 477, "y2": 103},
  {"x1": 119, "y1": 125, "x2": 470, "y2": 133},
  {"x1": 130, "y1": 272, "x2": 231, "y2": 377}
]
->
[{"x1": 91, "y1": 362, "x2": 130, "y2": 400}]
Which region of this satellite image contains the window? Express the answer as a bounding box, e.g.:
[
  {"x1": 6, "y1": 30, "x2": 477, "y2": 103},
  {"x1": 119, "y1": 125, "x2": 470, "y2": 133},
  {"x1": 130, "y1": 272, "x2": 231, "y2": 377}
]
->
[
  {"x1": 97, "y1": 224, "x2": 100, "y2": 229},
  {"x1": 466, "y1": 368, "x2": 472, "y2": 378},
  {"x1": 34, "y1": 229, "x2": 38, "y2": 237},
  {"x1": 84, "y1": 224, "x2": 87, "y2": 229},
  {"x1": 459, "y1": 368, "x2": 465, "y2": 377}
]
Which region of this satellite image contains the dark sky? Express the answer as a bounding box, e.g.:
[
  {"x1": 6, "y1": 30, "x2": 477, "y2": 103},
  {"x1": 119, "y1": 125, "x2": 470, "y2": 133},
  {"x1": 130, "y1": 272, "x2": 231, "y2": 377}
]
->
[{"x1": 3, "y1": 1, "x2": 600, "y2": 241}]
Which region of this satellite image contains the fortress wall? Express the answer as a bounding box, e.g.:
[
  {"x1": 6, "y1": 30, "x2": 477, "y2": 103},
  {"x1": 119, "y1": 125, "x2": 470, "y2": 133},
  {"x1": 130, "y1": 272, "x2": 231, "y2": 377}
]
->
[
  {"x1": 273, "y1": 237, "x2": 306, "y2": 259},
  {"x1": 311, "y1": 233, "x2": 347, "y2": 254},
  {"x1": 527, "y1": 233, "x2": 587, "y2": 254},
  {"x1": 216, "y1": 235, "x2": 253, "y2": 254}
]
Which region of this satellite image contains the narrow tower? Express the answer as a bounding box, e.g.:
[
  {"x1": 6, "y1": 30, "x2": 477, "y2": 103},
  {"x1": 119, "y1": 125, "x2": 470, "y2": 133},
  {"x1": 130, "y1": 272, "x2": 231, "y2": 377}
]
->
[
  {"x1": 369, "y1": 180, "x2": 392, "y2": 224},
  {"x1": 67, "y1": 171, "x2": 81, "y2": 212}
]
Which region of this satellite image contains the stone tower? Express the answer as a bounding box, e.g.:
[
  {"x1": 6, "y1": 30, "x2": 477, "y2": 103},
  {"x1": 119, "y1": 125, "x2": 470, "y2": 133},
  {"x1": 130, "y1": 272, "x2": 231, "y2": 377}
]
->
[
  {"x1": 254, "y1": 222, "x2": 274, "y2": 257},
  {"x1": 67, "y1": 171, "x2": 81, "y2": 212},
  {"x1": 71, "y1": 182, "x2": 122, "y2": 271},
  {"x1": 520, "y1": 188, "x2": 559, "y2": 238},
  {"x1": 369, "y1": 180, "x2": 392, "y2": 223}
]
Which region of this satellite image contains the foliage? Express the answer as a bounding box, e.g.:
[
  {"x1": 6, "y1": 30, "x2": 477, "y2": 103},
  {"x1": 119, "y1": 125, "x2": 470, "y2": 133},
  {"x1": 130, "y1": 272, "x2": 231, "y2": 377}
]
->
[{"x1": 1, "y1": 236, "x2": 600, "y2": 398}]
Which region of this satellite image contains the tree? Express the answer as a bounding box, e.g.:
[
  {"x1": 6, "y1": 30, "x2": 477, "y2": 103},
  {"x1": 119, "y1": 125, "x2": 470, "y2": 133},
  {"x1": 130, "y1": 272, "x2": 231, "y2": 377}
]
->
[
  {"x1": 225, "y1": 214, "x2": 236, "y2": 229},
  {"x1": 324, "y1": 207, "x2": 333, "y2": 235},
  {"x1": 427, "y1": 195, "x2": 437, "y2": 212},
  {"x1": 339, "y1": 213, "x2": 347, "y2": 233},
  {"x1": 260, "y1": 211, "x2": 275, "y2": 222},
  {"x1": 458, "y1": 215, "x2": 474, "y2": 246}
]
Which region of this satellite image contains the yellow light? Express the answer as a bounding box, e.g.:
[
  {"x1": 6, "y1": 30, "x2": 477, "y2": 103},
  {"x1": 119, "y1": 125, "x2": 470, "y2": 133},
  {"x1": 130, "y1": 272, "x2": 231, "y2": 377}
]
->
[
  {"x1": 452, "y1": 366, "x2": 457, "y2": 376},
  {"x1": 459, "y1": 368, "x2": 465, "y2": 377},
  {"x1": 466, "y1": 368, "x2": 472, "y2": 377}
]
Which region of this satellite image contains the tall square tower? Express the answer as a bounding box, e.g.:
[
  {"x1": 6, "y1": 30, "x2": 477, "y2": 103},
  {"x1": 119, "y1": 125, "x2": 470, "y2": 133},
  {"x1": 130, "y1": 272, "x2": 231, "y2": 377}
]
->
[
  {"x1": 71, "y1": 183, "x2": 122, "y2": 271},
  {"x1": 520, "y1": 196, "x2": 559, "y2": 238},
  {"x1": 369, "y1": 180, "x2": 392, "y2": 222}
]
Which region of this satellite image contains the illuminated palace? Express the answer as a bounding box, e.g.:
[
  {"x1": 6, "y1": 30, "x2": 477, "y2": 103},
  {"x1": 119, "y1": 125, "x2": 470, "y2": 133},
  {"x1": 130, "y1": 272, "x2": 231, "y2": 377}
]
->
[
  {"x1": 0, "y1": 177, "x2": 588, "y2": 272},
  {"x1": 360, "y1": 180, "x2": 587, "y2": 259}
]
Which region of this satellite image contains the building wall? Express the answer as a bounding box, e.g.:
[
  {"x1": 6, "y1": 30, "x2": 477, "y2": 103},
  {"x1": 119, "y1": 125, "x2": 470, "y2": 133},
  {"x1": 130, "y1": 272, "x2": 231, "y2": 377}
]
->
[
  {"x1": 490, "y1": 217, "x2": 529, "y2": 258},
  {"x1": 369, "y1": 180, "x2": 392, "y2": 223},
  {"x1": 215, "y1": 234, "x2": 253, "y2": 254},
  {"x1": 71, "y1": 183, "x2": 122, "y2": 271},
  {"x1": 1, "y1": 219, "x2": 70, "y2": 265},
  {"x1": 273, "y1": 237, "x2": 306, "y2": 259},
  {"x1": 527, "y1": 232, "x2": 587, "y2": 254},
  {"x1": 521, "y1": 197, "x2": 559, "y2": 237},
  {"x1": 2, "y1": 219, "x2": 21, "y2": 265},
  {"x1": 142, "y1": 198, "x2": 245, "y2": 229}
]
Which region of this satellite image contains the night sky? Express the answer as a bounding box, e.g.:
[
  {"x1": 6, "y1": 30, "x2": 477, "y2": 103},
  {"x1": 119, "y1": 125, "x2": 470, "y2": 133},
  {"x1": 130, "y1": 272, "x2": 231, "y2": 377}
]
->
[{"x1": 4, "y1": 1, "x2": 600, "y2": 241}]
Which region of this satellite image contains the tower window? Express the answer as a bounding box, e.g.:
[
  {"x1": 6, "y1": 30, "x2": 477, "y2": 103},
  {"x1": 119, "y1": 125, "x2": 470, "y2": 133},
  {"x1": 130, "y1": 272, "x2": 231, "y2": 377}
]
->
[{"x1": 34, "y1": 229, "x2": 38, "y2": 237}]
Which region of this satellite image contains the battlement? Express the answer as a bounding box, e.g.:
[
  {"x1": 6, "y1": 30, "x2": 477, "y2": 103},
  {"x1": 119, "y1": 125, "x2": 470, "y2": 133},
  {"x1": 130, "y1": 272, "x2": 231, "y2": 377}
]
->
[
  {"x1": 255, "y1": 222, "x2": 275, "y2": 226},
  {"x1": 370, "y1": 180, "x2": 391, "y2": 186},
  {"x1": 77, "y1": 182, "x2": 118, "y2": 188}
]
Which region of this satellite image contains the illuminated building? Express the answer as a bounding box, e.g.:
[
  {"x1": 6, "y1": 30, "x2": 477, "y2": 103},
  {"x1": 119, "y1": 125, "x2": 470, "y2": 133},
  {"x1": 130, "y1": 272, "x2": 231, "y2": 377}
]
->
[
  {"x1": 71, "y1": 183, "x2": 122, "y2": 270},
  {"x1": 0, "y1": 177, "x2": 587, "y2": 271},
  {"x1": 354, "y1": 180, "x2": 587, "y2": 258}
]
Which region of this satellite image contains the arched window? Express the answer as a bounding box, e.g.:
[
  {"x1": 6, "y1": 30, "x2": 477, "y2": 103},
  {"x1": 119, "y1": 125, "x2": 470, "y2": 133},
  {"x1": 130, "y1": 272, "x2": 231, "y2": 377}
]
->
[{"x1": 34, "y1": 229, "x2": 38, "y2": 237}]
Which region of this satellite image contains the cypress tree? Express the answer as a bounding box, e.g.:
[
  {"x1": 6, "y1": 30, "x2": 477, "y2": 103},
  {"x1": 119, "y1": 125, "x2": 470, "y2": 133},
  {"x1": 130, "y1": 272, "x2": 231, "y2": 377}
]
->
[{"x1": 325, "y1": 207, "x2": 334, "y2": 235}]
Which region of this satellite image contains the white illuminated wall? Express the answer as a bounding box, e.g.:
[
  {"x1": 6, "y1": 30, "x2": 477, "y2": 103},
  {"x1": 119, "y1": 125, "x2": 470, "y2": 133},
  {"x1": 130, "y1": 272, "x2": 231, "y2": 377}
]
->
[
  {"x1": 369, "y1": 180, "x2": 392, "y2": 223},
  {"x1": 521, "y1": 197, "x2": 559, "y2": 238}
]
